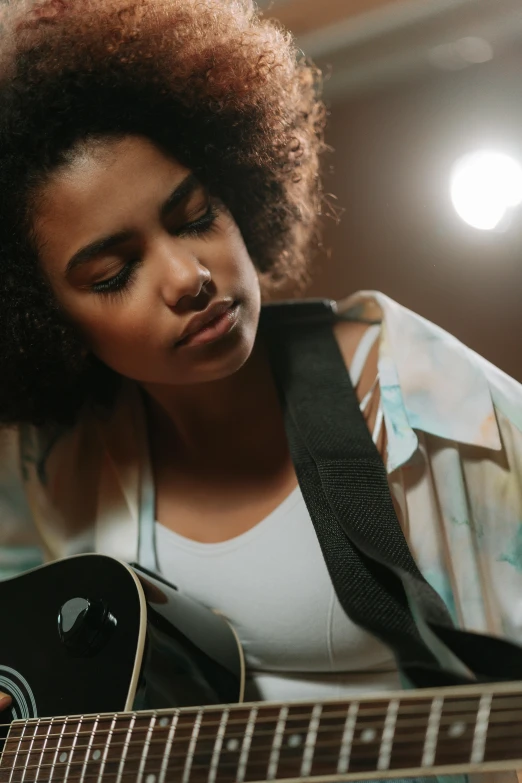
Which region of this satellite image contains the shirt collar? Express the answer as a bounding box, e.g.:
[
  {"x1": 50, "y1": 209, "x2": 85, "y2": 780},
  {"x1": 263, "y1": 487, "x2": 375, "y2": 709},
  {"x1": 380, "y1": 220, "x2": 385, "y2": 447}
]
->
[{"x1": 336, "y1": 291, "x2": 502, "y2": 472}]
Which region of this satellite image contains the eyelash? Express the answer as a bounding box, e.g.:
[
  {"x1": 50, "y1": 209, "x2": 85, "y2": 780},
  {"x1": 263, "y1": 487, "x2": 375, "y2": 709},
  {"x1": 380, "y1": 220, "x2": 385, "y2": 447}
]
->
[{"x1": 91, "y1": 202, "x2": 220, "y2": 296}]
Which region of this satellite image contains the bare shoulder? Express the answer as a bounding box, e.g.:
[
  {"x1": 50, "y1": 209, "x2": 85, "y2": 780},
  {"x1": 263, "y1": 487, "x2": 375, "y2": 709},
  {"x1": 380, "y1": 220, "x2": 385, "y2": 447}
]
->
[{"x1": 332, "y1": 318, "x2": 374, "y2": 372}]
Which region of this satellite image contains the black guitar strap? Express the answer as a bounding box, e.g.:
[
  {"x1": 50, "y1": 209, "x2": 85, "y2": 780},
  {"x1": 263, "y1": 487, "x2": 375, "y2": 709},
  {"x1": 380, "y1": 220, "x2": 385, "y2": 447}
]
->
[{"x1": 260, "y1": 298, "x2": 522, "y2": 689}]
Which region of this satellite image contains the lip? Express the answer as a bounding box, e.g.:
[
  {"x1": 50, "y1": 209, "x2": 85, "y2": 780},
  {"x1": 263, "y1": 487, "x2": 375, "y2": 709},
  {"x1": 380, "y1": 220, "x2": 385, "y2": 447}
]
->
[{"x1": 175, "y1": 300, "x2": 239, "y2": 348}]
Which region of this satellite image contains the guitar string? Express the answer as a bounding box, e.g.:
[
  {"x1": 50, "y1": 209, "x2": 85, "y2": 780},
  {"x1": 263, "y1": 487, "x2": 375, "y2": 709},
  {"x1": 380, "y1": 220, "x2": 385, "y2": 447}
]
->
[
  {"x1": 2, "y1": 698, "x2": 522, "y2": 750},
  {"x1": 2, "y1": 699, "x2": 519, "y2": 776},
  {"x1": 3, "y1": 693, "x2": 522, "y2": 740},
  {"x1": 4, "y1": 694, "x2": 508, "y2": 727},
  {"x1": 0, "y1": 721, "x2": 518, "y2": 772},
  {"x1": 3, "y1": 728, "x2": 519, "y2": 772},
  {"x1": 0, "y1": 723, "x2": 500, "y2": 759},
  {"x1": 0, "y1": 765, "x2": 510, "y2": 783},
  {"x1": 2, "y1": 719, "x2": 521, "y2": 775},
  {"x1": 1, "y1": 705, "x2": 518, "y2": 752},
  {"x1": 0, "y1": 694, "x2": 508, "y2": 728},
  {"x1": 3, "y1": 732, "x2": 521, "y2": 779},
  {"x1": 2, "y1": 736, "x2": 521, "y2": 783},
  {"x1": 4, "y1": 691, "x2": 522, "y2": 727},
  {"x1": 2, "y1": 706, "x2": 519, "y2": 757}
]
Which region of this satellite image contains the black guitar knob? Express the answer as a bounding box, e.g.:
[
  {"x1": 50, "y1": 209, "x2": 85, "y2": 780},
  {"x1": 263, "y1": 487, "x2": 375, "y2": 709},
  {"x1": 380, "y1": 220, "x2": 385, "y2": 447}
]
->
[{"x1": 58, "y1": 598, "x2": 117, "y2": 657}]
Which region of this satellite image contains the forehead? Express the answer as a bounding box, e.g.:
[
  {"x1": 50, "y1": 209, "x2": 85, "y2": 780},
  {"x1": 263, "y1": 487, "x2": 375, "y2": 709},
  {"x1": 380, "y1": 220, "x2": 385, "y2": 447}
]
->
[{"x1": 33, "y1": 135, "x2": 190, "y2": 272}]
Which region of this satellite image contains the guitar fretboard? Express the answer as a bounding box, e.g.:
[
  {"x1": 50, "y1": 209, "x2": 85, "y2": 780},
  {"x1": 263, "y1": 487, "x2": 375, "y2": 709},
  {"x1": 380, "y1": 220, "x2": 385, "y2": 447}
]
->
[{"x1": 2, "y1": 683, "x2": 522, "y2": 782}]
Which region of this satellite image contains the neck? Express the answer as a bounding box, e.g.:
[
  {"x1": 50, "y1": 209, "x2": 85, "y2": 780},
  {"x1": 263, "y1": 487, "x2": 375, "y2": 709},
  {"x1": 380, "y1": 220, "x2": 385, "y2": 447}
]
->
[
  {"x1": 4, "y1": 682, "x2": 522, "y2": 783},
  {"x1": 141, "y1": 336, "x2": 282, "y2": 465}
]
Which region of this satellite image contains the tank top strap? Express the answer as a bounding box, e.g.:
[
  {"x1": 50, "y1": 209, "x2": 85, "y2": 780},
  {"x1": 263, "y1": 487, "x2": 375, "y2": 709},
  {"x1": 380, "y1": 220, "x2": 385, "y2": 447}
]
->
[
  {"x1": 349, "y1": 323, "x2": 381, "y2": 387},
  {"x1": 136, "y1": 392, "x2": 160, "y2": 573},
  {"x1": 349, "y1": 324, "x2": 383, "y2": 445}
]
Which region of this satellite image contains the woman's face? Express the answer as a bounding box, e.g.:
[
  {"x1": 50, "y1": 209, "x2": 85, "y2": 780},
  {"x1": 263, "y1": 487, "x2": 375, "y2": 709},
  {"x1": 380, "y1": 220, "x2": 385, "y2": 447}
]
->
[{"x1": 33, "y1": 135, "x2": 262, "y2": 387}]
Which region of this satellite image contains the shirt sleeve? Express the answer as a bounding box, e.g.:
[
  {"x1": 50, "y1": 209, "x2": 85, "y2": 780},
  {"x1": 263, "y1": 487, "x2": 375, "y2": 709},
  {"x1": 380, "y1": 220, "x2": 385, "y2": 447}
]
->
[
  {"x1": 460, "y1": 404, "x2": 522, "y2": 642},
  {"x1": 385, "y1": 358, "x2": 522, "y2": 644}
]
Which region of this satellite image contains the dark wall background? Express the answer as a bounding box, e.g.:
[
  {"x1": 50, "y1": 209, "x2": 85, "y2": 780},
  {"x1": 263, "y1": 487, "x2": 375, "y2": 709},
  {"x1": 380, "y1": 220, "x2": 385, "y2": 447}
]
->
[{"x1": 306, "y1": 50, "x2": 522, "y2": 381}]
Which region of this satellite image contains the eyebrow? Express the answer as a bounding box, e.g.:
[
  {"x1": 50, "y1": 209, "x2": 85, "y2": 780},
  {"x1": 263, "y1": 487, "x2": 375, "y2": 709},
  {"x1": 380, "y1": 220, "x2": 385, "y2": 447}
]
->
[{"x1": 65, "y1": 172, "x2": 200, "y2": 275}]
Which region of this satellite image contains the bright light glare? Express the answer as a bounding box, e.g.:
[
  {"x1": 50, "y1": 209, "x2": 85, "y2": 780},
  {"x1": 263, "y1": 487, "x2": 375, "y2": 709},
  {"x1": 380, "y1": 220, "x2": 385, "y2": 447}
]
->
[{"x1": 450, "y1": 150, "x2": 522, "y2": 230}]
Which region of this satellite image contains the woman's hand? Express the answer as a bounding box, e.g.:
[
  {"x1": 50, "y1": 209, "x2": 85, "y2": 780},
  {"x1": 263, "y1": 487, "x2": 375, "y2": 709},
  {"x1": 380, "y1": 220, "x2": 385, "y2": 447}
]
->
[{"x1": 0, "y1": 691, "x2": 12, "y2": 711}]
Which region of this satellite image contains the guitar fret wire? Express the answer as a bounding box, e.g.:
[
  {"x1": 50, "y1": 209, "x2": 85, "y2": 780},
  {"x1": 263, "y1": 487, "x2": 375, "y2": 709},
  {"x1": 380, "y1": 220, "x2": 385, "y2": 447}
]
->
[
  {"x1": 115, "y1": 714, "x2": 136, "y2": 783},
  {"x1": 14, "y1": 691, "x2": 522, "y2": 726},
  {"x1": 63, "y1": 717, "x2": 82, "y2": 783},
  {"x1": 158, "y1": 713, "x2": 178, "y2": 783},
  {"x1": 7, "y1": 748, "x2": 522, "y2": 783},
  {"x1": 136, "y1": 714, "x2": 157, "y2": 783},
  {"x1": 7, "y1": 734, "x2": 366, "y2": 776},
  {"x1": 7, "y1": 714, "x2": 28, "y2": 783},
  {"x1": 5, "y1": 732, "x2": 522, "y2": 783},
  {"x1": 470, "y1": 693, "x2": 492, "y2": 765},
  {"x1": 5, "y1": 719, "x2": 511, "y2": 775},
  {"x1": 421, "y1": 697, "x2": 443, "y2": 768},
  {"x1": 207, "y1": 709, "x2": 229, "y2": 783},
  {"x1": 48, "y1": 717, "x2": 68, "y2": 783},
  {"x1": 19, "y1": 718, "x2": 39, "y2": 783},
  {"x1": 9, "y1": 701, "x2": 522, "y2": 780},
  {"x1": 236, "y1": 707, "x2": 257, "y2": 783},
  {"x1": 78, "y1": 716, "x2": 99, "y2": 783},
  {"x1": 266, "y1": 705, "x2": 289, "y2": 780},
  {"x1": 96, "y1": 714, "x2": 117, "y2": 783},
  {"x1": 4, "y1": 711, "x2": 508, "y2": 758},
  {"x1": 377, "y1": 698, "x2": 399, "y2": 771},
  {"x1": 300, "y1": 704, "x2": 323, "y2": 777},
  {"x1": 337, "y1": 701, "x2": 359, "y2": 775},
  {"x1": 34, "y1": 717, "x2": 54, "y2": 783},
  {"x1": 7, "y1": 710, "x2": 520, "y2": 777},
  {"x1": 1, "y1": 695, "x2": 483, "y2": 732},
  {"x1": 8, "y1": 695, "x2": 522, "y2": 743},
  {"x1": 181, "y1": 709, "x2": 203, "y2": 783}
]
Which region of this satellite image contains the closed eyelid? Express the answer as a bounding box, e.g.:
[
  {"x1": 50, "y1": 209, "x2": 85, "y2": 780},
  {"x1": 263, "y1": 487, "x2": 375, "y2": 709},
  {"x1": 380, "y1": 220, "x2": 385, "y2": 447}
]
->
[{"x1": 89, "y1": 201, "x2": 219, "y2": 295}]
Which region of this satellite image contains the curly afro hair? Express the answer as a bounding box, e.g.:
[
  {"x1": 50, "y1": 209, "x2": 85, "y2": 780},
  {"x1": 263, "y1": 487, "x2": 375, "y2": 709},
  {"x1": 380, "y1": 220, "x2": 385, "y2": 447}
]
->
[{"x1": 0, "y1": 0, "x2": 327, "y2": 427}]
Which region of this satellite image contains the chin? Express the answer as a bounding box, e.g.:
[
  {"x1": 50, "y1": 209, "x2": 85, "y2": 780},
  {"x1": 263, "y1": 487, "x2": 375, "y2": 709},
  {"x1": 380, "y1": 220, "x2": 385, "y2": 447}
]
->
[{"x1": 201, "y1": 331, "x2": 256, "y2": 382}]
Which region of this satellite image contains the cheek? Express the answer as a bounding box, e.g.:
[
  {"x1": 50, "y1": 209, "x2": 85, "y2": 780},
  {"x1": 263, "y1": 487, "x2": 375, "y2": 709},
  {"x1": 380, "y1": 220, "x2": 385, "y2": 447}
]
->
[
  {"x1": 56, "y1": 224, "x2": 261, "y2": 375},
  {"x1": 76, "y1": 302, "x2": 156, "y2": 365}
]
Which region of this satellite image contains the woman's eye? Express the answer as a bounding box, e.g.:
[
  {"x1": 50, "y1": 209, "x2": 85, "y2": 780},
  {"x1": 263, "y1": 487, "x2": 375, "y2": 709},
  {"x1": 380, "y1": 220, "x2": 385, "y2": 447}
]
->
[
  {"x1": 91, "y1": 258, "x2": 140, "y2": 295},
  {"x1": 91, "y1": 201, "x2": 220, "y2": 296},
  {"x1": 176, "y1": 201, "x2": 220, "y2": 238}
]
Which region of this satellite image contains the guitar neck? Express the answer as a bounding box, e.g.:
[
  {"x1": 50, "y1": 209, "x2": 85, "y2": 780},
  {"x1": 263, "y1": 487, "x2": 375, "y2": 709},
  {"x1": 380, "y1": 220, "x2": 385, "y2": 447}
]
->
[{"x1": 2, "y1": 680, "x2": 522, "y2": 783}]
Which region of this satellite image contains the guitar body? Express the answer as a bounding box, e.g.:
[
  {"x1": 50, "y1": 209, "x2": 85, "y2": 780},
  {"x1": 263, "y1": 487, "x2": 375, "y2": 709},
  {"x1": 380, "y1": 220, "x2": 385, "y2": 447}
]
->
[
  {"x1": 2, "y1": 555, "x2": 522, "y2": 783},
  {"x1": 0, "y1": 554, "x2": 243, "y2": 734}
]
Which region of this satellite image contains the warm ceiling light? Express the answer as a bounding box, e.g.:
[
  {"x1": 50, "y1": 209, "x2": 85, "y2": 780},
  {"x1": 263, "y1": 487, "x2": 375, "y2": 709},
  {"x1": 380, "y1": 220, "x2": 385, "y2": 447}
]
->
[{"x1": 450, "y1": 150, "x2": 522, "y2": 230}]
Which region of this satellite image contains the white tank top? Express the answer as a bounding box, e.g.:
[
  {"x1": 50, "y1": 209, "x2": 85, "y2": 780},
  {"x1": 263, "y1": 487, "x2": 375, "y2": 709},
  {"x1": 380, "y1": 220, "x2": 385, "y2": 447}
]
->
[{"x1": 154, "y1": 325, "x2": 401, "y2": 702}]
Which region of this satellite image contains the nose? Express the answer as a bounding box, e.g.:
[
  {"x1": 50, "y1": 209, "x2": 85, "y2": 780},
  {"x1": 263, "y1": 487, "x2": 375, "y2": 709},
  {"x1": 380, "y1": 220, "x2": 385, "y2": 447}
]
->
[{"x1": 155, "y1": 239, "x2": 212, "y2": 308}]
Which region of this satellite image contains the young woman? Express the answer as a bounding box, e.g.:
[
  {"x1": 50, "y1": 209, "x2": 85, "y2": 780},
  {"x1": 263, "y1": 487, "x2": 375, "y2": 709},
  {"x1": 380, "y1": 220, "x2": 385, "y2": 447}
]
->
[{"x1": 1, "y1": 0, "x2": 522, "y2": 763}]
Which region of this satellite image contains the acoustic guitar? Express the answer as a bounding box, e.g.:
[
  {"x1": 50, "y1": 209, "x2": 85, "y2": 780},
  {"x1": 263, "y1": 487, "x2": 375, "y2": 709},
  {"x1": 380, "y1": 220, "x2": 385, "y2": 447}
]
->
[{"x1": 0, "y1": 554, "x2": 521, "y2": 782}]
